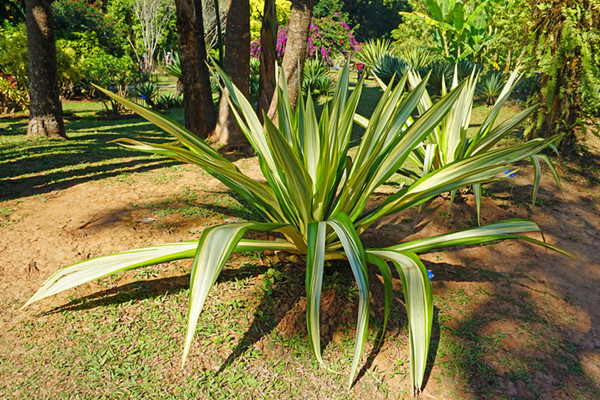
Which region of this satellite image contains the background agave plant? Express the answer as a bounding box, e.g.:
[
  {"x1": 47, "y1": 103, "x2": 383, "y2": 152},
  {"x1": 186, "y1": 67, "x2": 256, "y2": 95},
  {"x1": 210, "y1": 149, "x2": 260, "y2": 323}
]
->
[
  {"x1": 165, "y1": 51, "x2": 181, "y2": 80},
  {"x1": 302, "y1": 58, "x2": 334, "y2": 97},
  {"x1": 354, "y1": 38, "x2": 394, "y2": 71},
  {"x1": 371, "y1": 54, "x2": 408, "y2": 85},
  {"x1": 23, "y1": 64, "x2": 567, "y2": 397},
  {"x1": 398, "y1": 47, "x2": 438, "y2": 70},
  {"x1": 477, "y1": 71, "x2": 506, "y2": 106},
  {"x1": 419, "y1": 61, "x2": 453, "y2": 96},
  {"x1": 134, "y1": 80, "x2": 159, "y2": 110},
  {"x1": 399, "y1": 67, "x2": 562, "y2": 223}
]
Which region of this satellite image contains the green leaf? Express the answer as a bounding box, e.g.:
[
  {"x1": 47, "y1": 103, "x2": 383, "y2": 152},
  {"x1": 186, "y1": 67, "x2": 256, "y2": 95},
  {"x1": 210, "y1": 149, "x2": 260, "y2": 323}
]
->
[
  {"x1": 22, "y1": 236, "x2": 298, "y2": 311},
  {"x1": 359, "y1": 137, "x2": 559, "y2": 227},
  {"x1": 390, "y1": 219, "x2": 574, "y2": 257},
  {"x1": 113, "y1": 138, "x2": 284, "y2": 223},
  {"x1": 92, "y1": 85, "x2": 227, "y2": 164},
  {"x1": 367, "y1": 250, "x2": 433, "y2": 393},
  {"x1": 473, "y1": 183, "x2": 482, "y2": 225},
  {"x1": 23, "y1": 242, "x2": 199, "y2": 309},
  {"x1": 328, "y1": 213, "x2": 369, "y2": 388},
  {"x1": 366, "y1": 254, "x2": 393, "y2": 344},
  {"x1": 305, "y1": 221, "x2": 328, "y2": 367},
  {"x1": 182, "y1": 222, "x2": 287, "y2": 365},
  {"x1": 531, "y1": 155, "x2": 542, "y2": 206}
]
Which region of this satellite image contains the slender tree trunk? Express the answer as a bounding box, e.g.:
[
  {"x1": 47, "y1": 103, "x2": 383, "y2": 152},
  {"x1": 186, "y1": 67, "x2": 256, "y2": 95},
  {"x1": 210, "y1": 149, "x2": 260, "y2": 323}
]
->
[
  {"x1": 174, "y1": 0, "x2": 217, "y2": 138},
  {"x1": 25, "y1": 0, "x2": 66, "y2": 139},
  {"x1": 257, "y1": 0, "x2": 277, "y2": 121},
  {"x1": 211, "y1": 0, "x2": 250, "y2": 149},
  {"x1": 267, "y1": 0, "x2": 314, "y2": 121}
]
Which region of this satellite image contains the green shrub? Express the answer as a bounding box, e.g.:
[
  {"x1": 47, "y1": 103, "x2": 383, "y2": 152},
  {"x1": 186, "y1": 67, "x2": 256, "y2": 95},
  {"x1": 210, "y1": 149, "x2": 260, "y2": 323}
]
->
[
  {"x1": 0, "y1": 74, "x2": 28, "y2": 113},
  {"x1": 83, "y1": 52, "x2": 138, "y2": 112},
  {"x1": 25, "y1": 64, "x2": 567, "y2": 396},
  {"x1": 52, "y1": 0, "x2": 127, "y2": 56},
  {"x1": 0, "y1": 23, "x2": 29, "y2": 94}
]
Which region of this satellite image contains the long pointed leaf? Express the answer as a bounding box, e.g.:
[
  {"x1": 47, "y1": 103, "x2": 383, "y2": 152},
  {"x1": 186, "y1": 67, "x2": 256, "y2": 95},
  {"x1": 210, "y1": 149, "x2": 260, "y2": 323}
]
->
[
  {"x1": 182, "y1": 222, "x2": 287, "y2": 365},
  {"x1": 390, "y1": 219, "x2": 573, "y2": 257},
  {"x1": 305, "y1": 221, "x2": 328, "y2": 367},
  {"x1": 328, "y1": 213, "x2": 369, "y2": 388},
  {"x1": 368, "y1": 250, "x2": 433, "y2": 394}
]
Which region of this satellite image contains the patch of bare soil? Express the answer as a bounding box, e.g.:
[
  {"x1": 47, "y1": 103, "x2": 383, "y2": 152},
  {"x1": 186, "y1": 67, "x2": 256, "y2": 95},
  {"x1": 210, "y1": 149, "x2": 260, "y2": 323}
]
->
[{"x1": 1, "y1": 143, "x2": 599, "y2": 399}]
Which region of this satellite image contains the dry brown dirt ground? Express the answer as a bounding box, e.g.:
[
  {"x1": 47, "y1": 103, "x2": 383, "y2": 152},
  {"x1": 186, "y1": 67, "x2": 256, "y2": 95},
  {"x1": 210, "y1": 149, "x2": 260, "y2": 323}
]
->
[{"x1": 1, "y1": 138, "x2": 599, "y2": 399}]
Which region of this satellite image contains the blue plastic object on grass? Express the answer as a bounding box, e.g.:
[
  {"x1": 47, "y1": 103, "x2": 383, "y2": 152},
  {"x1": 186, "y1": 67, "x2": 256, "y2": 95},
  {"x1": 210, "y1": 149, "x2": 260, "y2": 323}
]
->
[
  {"x1": 427, "y1": 270, "x2": 434, "y2": 280},
  {"x1": 504, "y1": 169, "x2": 516, "y2": 178}
]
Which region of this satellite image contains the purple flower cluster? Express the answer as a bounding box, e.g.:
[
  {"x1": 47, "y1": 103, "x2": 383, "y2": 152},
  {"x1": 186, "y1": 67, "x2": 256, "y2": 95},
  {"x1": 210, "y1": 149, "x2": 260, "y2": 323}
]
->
[
  {"x1": 308, "y1": 13, "x2": 359, "y2": 64},
  {"x1": 251, "y1": 27, "x2": 288, "y2": 59},
  {"x1": 250, "y1": 14, "x2": 359, "y2": 65}
]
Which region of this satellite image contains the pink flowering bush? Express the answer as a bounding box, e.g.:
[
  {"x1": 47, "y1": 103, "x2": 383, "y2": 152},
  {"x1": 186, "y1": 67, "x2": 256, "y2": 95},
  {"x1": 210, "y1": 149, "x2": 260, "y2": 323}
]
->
[
  {"x1": 251, "y1": 13, "x2": 359, "y2": 65},
  {"x1": 308, "y1": 14, "x2": 359, "y2": 64}
]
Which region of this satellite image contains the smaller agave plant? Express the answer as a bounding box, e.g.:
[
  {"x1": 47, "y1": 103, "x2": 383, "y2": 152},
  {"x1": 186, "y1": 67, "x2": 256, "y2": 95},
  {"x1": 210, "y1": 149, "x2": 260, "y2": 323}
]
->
[
  {"x1": 381, "y1": 66, "x2": 562, "y2": 223},
  {"x1": 477, "y1": 71, "x2": 506, "y2": 106},
  {"x1": 23, "y1": 64, "x2": 568, "y2": 397},
  {"x1": 302, "y1": 58, "x2": 334, "y2": 96}
]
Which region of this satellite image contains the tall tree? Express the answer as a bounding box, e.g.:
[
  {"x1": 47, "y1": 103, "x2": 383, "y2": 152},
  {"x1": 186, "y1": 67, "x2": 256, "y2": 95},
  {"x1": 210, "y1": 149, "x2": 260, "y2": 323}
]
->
[
  {"x1": 174, "y1": 0, "x2": 217, "y2": 138},
  {"x1": 133, "y1": 0, "x2": 175, "y2": 69},
  {"x1": 211, "y1": 0, "x2": 251, "y2": 148},
  {"x1": 525, "y1": 0, "x2": 600, "y2": 155},
  {"x1": 25, "y1": 0, "x2": 66, "y2": 139},
  {"x1": 257, "y1": 0, "x2": 277, "y2": 120},
  {"x1": 267, "y1": 0, "x2": 314, "y2": 120}
]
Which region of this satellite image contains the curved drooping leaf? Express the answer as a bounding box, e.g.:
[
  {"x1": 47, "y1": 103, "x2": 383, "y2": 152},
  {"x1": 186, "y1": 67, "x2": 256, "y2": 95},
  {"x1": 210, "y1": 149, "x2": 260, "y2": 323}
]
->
[
  {"x1": 305, "y1": 213, "x2": 371, "y2": 388},
  {"x1": 328, "y1": 213, "x2": 370, "y2": 388},
  {"x1": 390, "y1": 219, "x2": 573, "y2": 257},
  {"x1": 366, "y1": 254, "x2": 393, "y2": 344},
  {"x1": 22, "y1": 237, "x2": 296, "y2": 310},
  {"x1": 182, "y1": 222, "x2": 289, "y2": 365},
  {"x1": 305, "y1": 221, "x2": 328, "y2": 368},
  {"x1": 367, "y1": 250, "x2": 433, "y2": 395}
]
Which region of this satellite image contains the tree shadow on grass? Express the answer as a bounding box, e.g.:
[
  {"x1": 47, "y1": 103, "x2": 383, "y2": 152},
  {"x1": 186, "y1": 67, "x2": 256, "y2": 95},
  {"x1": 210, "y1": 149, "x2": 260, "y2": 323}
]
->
[{"x1": 0, "y1": 115, "x2": 183, "y2": 201}]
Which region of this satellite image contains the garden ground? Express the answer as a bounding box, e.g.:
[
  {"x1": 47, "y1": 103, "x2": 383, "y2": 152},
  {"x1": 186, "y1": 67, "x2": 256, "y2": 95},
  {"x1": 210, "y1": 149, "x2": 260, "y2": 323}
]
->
[{"x1": 1, "y1": 96, "x2": 599, "y2": 399}]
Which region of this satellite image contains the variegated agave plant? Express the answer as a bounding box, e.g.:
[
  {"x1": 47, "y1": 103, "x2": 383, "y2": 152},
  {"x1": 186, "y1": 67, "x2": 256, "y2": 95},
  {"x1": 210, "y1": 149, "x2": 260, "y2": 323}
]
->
[
  {"x1": 392, "y1": 67, "x2": 562, "y2": 224},
  {"x1": 23, "y1": 64, "x2": 567, "y2": 396}
]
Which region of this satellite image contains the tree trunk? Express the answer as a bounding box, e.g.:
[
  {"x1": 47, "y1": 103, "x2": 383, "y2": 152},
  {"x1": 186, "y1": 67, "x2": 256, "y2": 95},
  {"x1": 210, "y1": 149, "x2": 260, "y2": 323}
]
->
[
  {"x1": 25, "y1": 0, "x2": 66, "y2": 139},
  {"x1": 525, "y1": 0, "x2": 598, "y2": 156},
  {"x1": 267, "y1": 0, "x2": 314, "y2": 121},
  {"x1": 174, "y1": 0, "x2": 217, "y2": 138},
  {"x1": 211, "y1": 0, "x2": 250, "y2": 149},
  {"x1": 257, "y1": 0, "x2": 277, "y2": 121}
]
